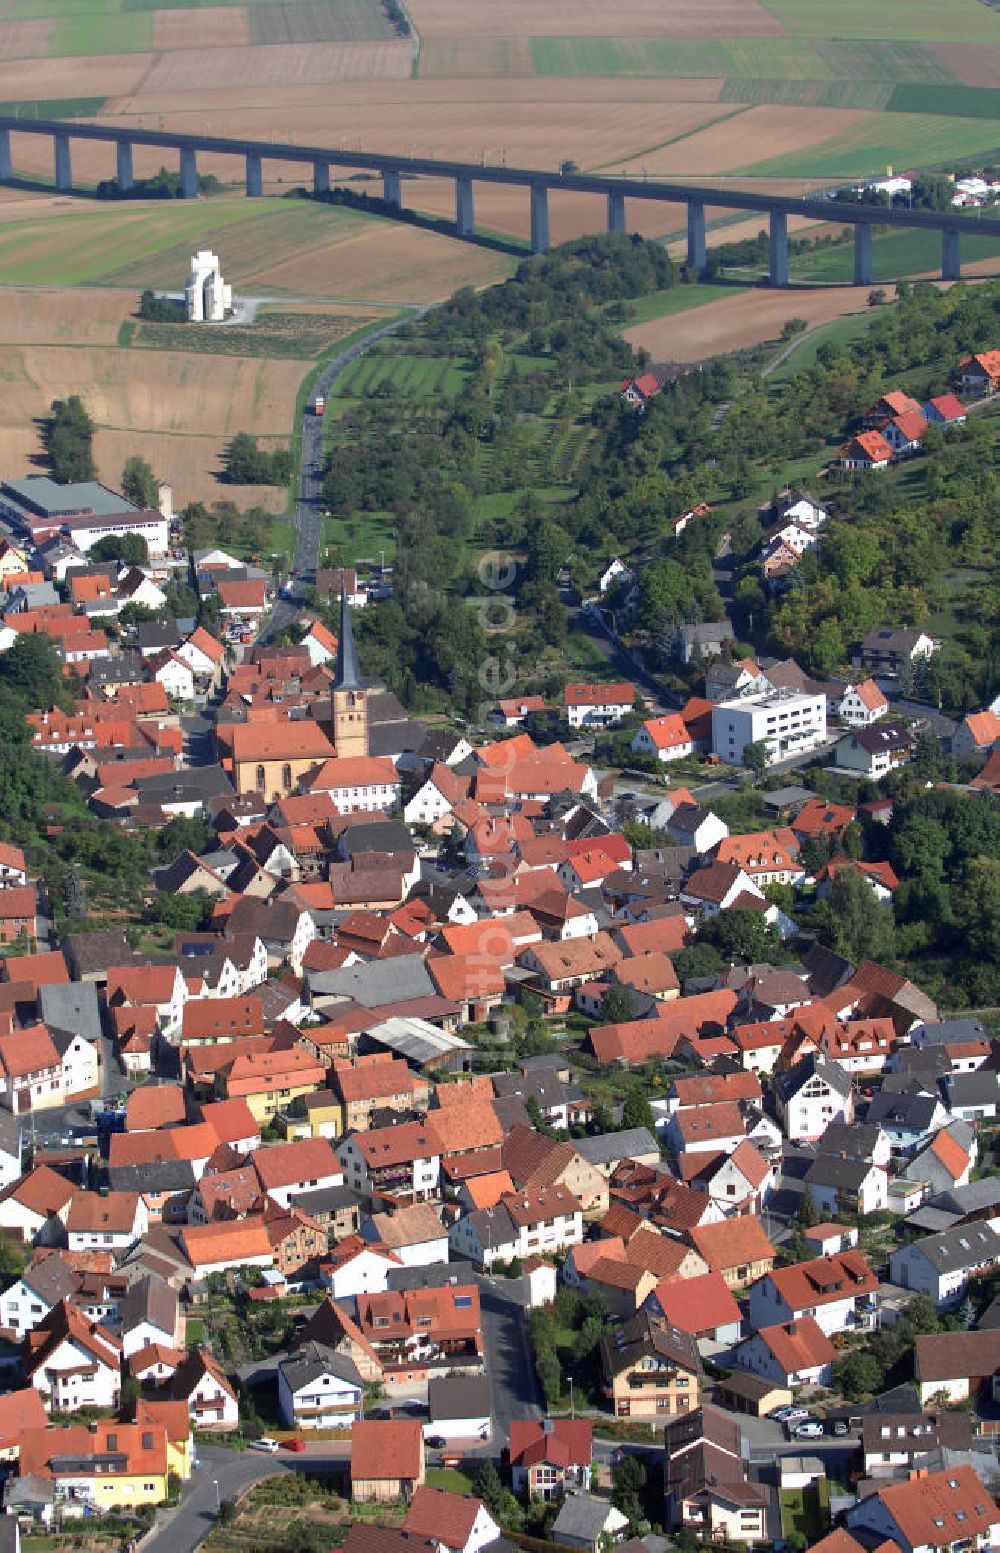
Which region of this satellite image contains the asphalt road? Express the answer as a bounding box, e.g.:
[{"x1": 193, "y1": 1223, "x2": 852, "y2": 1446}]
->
[
  {"x1": 477, "y1": 1274, "x2": 544, "y2": 1439},
  {"x1": 258, "y1": 307, "x2": 429, "y2": 647}
]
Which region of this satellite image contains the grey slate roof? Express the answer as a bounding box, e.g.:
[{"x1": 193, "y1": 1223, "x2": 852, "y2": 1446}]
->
[
  {"x1": 899, "y1": 1222, "x2": 1000, "y2": 1274},
  {"x1": 552, "y1": 1496, "x2": 624, "y2": 1544},
  {"x1": 866, "y1": 1091, "x2": 941, "y2": 1132},
  {"x1": 944, "y1": 1071, "x2": 1000, "y2": 1109},
  {"x1": 333, "y1": 583, "x2": 362, "y2": 692},
  {"x1": 307, "y1": 957, "x2": 435, "y2": 1007},
  {"x1": 805, "y1": 1155, "x2": 875, "y2": 1192},
  {"x1": 279, "y1": 1340, "x2": 363, "y2": 1393},
  {"x1": 776, "y1": 1052, "x2": 853, "y2": 1104},
  {"x1": 40, "y1": 981, "x2": 103, "y2": 1042},
  {"x1": 817, "y1": 1122, "x2": 883, "y2": 1162},
  {"x1": 427, "y1": 1374, "x2": 490, "y2": 1421},
  {"x1": 914, "y1": 1018, "x2": 988, "y2": 1046},
  {"x1": 574, "y1": 1128, "x2": 659, "y2": 1167},
  {"x1": 121, "y1": 1272, "x2": 177, "y2": 1338}
]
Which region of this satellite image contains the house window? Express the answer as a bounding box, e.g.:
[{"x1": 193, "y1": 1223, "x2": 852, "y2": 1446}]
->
[
  {"x1": 256, "y1": 765, "x2": 266, "y2": 790},
  {"x1": 282, "y1": 764, "x2": 292, "y2": 790}
]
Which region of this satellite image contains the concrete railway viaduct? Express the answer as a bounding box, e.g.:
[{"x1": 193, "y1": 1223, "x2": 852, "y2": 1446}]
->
[{"x1": 1, "y1": 115, "x2": 998, "y2": 288}]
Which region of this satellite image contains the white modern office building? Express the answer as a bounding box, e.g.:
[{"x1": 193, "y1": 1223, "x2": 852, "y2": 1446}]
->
[{"x1": 712, "y1": 688, "x2": 827, "y2": 767}]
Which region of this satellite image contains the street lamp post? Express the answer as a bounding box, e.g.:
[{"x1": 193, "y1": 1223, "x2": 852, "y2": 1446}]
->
[
  {"x1": 212, "y1": 1479, "x2": 220, "y2": 1514},
  {"x1": 568, "y1": 1376, "x2": 575, "y2": 1420}
]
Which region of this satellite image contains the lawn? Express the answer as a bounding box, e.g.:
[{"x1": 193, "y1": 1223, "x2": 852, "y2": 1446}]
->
[
  {"x1": 791, "y1": 226, "x2": 1000, "y2": 284},
  {"x1": 780, "y1": 1481, "x2": 830, "y2": 1542},
  {"x1": 426, "y1": 1467, "x2": 475, "y2": 1494}
]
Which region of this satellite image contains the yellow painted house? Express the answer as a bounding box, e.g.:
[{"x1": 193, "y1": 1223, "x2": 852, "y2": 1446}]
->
[
  {"x1": 20, "y1": 1421, "x2": 171, "y2": 1508},
  {"x1": 136, "y1": 1397, "x2": 195, "y2": 1480}
]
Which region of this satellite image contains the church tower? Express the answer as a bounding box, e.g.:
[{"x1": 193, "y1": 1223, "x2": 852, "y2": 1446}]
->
[{"x1": 331, "y1": 583, "x2": 369, "y2": 760}]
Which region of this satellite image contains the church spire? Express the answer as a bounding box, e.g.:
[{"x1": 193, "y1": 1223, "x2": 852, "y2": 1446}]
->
[{"x1": 333, "y1": 581, "x2": 362, "y2": 691}]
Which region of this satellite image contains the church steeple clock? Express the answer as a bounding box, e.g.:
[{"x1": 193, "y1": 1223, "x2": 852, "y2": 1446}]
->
[{"x1": 330, "y1": 583, "x2": 368, "y2": 759}]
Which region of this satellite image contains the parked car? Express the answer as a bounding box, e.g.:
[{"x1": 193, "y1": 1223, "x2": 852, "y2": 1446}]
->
[
  {"x1": 771, "y1": 1406, "x2": 810, "y2": 1423},
  {"x1": 827, "y1": 1420, "x2": 851, "y2": 1437},
  {"x1": 792, "y1": 1421, "x2": 824, "y2": 1440},
  {"x1": 283, "y1": 1438, "x2": 306, "y2": 1453},
  {"x1": 426, "y1": 1435, "x2": 446, "y2": 1449},
  {"x1": 251, "y1": 1437, "x2": 279, "y2": 1453}
]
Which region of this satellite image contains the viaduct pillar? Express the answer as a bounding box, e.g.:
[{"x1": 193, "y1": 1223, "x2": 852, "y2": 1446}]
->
[
  {"x1": 313, "y1": 161, "x2": 330, "y2": 195},
  {"x1": 853, "y1": 221, "x2": 873, "y2": 287},
  {"x1": 686, "y1": 199, "x2": 707, "y2": 272},
  {"x1": 246, "y1": 151, "x2": 263, "y2": 198},
  {"x1": 530, "y1": 182, "x2": 550, "y2": 255},
  {"x1": 54, "y1": 132, "x2": 72, "y2": 193},
  {"x1": 0, "y1": 129, "x2": 11, "y2": 182},
  {"x1": 607, "y1": 190, "x2": 626, "y2": 234},
  {"x1": 116, "y1": 139, "x2": 133, "y2": 193},
  {"x1": 179, "y1": 145, "x2": 197, "y2": 199},
  {"x1": 768, "y1": 208, "x2": 789, "y2": 288},
  {"x1": 942, "y1": 227, "x2": 961, "y2": 281},
  {"x1": 383, "y1": 168, "x2": 402, "y2": 208},
  {"x1": 456, "y1": 174, "x2": 475, "y2": 238}
]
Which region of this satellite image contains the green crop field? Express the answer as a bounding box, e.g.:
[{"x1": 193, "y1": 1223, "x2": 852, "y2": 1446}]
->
[
  {"x1": 739, "y1": 114, "x2": 1000, "y2": 178},
  {"x1": 529, "y1": 37, "x2": 956, "y2": 81},
  {"x1": 791, "y1": 226, "x2": 1000, "y2": 284},
  {"x1": 50, "y1": 11, "x2": 153, "y2": 54},
  {"x1": 761, "y1": 0, "x2": 1000, "y2": 44},
  {"x1": 619, "y1": 283, "x2": 749, "y2": 328},
  {"x1": 0, "y1": 199, "x2": 312, "y2": 287},
  {"x1": 323, "y1": 510, "x2": 397, "y2": 565}
]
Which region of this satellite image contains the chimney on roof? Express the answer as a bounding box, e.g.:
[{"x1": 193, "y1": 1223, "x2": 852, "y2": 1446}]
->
[{"x1": 543, "y1": 1419, "x2": 554, "y2": 1435}]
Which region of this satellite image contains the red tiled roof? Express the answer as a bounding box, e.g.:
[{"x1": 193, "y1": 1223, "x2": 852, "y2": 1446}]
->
[
  {"x1": 509, "y1": 1417, "x2": 592, "y2": 1470},
  {"x1": 689, "y1": 1216, "x2": 775, "y2": 1275},
  {"x1": 765, "y1": 1249, "x2": 878, "y2": 1311},
  {"x1": 652, "y1": 1271, "x2": 741, "y2": 1336},
  {"x1": 403, "y1": 1487, "x2": 490, "y2": 1549},
  {"x1": 351, "y1": 1418, "x2": 423, "y2": 1482}
]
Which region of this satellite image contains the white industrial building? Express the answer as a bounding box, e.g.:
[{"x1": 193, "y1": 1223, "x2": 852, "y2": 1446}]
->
[
  {"x1": 712, "y1": 688, "x2": 827, "y2": 767},
  {"x1": 185, "y1": 250, "x2": 232, "y2": 323}
]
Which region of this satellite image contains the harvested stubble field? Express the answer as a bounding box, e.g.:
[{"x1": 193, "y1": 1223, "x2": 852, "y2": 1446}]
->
[
  {"x1": 0, "y1": 290, "x2": 305, "y2": 511},
  {"x1": 621, "y1": 284, "x2": 876, "y2": 363}
]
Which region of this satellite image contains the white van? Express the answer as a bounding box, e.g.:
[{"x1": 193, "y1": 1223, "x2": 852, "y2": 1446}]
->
[{"x1": 251, "y1": 1437, "x2": 279, "y2": 1453}]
